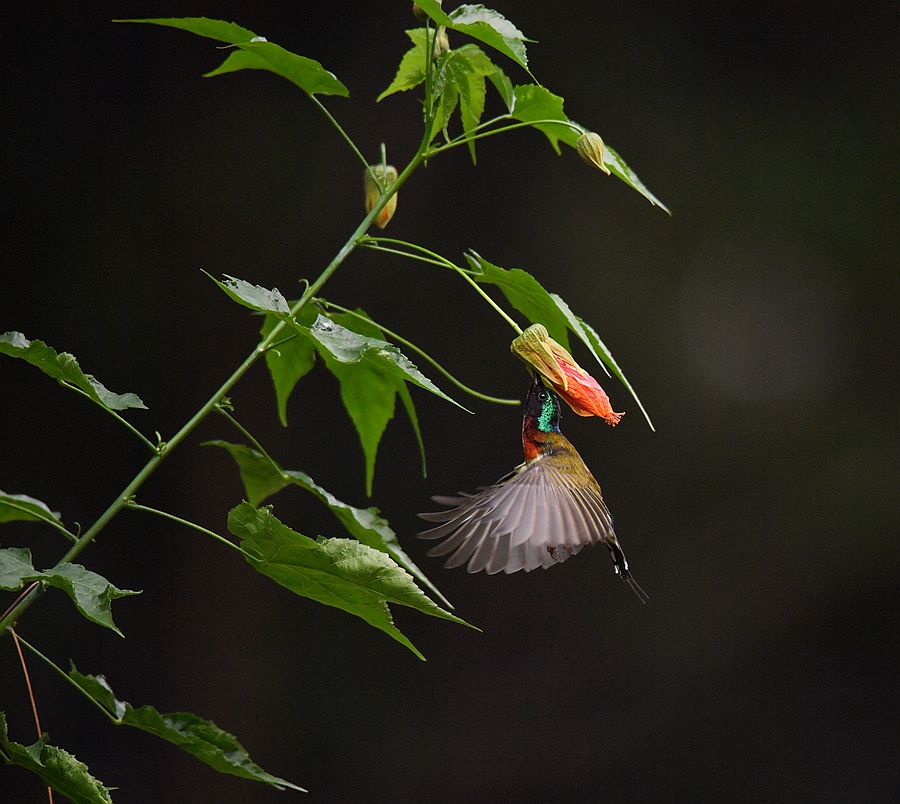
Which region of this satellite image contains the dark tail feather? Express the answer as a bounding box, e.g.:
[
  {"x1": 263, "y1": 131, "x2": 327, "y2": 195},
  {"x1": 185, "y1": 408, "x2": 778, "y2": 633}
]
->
[{"x1": 606, "y1": 540, "x2": 649, "y2": 604}]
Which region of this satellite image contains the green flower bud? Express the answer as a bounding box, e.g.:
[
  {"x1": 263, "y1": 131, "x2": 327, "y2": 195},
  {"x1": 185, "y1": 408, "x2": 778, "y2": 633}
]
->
[{"x1": 576, "y1": 132, "x2": 611, "y2": 175}]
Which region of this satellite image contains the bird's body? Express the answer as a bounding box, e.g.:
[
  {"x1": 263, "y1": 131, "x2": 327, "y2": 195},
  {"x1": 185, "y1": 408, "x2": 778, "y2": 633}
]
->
[{"x1": 418, "y1": 376, "x2": 648, "y2": 601}]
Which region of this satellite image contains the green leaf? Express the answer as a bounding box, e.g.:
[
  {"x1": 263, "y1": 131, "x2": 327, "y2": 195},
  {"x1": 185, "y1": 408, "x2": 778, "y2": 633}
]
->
[
  {"x1": 1, "y1": 332, "x2": 147, "y2": 412},
  {"x1": 120, "y1": 18, "x2": 348, "y2": 97},
  {"x1": 205, "y1": 441, "x2": 451, "y2": 609},
  {"x1": 0, "y1": 712, "x2": 114, "y2": 804},
  {"x1": 378, "y1": 28, "x2": 428, "y2": 101},
  {"x1": 67, "y1": 667, "x2": 305, "y2": 792},
  {"x1": 117, "y1": 17, "x2": 257, "y2": 44},
  {"x1": 203, "y1": 441, "x2": 291, "y2": 508},
  {"x1": 289, "y1": 313, "x2": 466, "y2": 494},
  {"x1": 414, "y1": 2, "x2": 534, "y2": 74},
  {"x1": 260, "y1": 309, "x2": 318, "y2": 427},
  {"x1": 21, "y1": 563, "x2": 139, "y2": 637},
  {"x1": 447, "y1": 45, "x2": 496, "y2": 163},
  {"x1": 487, "y1": 65, "x2": 514, "y2": 111},
  {"x1": 0, "y1": 547, "x2": 36, "y2": 590},
  {"x1": 509, "y1": 84, "x2": 574, "y2": 154},
  {"x1": 204, "y1": 272, "x2": 290, "y2": 314},
  {"x1": 601, "y1": 142, "x2": 671, "y2": 214},
  {"x1": 467, "y1": 252, "x2": 654, "y2": 429},
  {"x1": 0, "y1": 491, "x2": 62, "y2": 527},
  {"x1": 228, "y1": 503, "x2": 473, "y2": 660}
]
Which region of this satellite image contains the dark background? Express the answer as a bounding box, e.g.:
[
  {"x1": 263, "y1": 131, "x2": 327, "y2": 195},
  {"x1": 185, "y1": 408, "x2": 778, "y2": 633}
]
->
[{"x1": 2, "y1": 1, "x2": 898, "y2": 802}]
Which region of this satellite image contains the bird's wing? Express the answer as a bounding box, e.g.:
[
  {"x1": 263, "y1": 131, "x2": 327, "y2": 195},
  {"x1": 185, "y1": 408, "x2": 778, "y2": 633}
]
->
[{"x1": 417, "y1": 459, "x2": 615, "y2": 574}]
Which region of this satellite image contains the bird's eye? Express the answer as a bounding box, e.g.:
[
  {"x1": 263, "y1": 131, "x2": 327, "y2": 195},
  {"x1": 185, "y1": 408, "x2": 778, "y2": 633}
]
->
[{"x1": 538, "y1": 391, "x2": 547, "y2": 400}]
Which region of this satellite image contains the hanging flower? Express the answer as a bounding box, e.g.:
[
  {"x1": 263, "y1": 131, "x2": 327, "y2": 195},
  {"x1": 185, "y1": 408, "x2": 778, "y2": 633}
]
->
[
  {"x1": 576, "y1": 131, "x2": 611, "y2": 175},
  {"x1": 364, "y1": 164, "x2": 398, "y2": 229},
  {"x1": 511, "y1": 324, "x2": 624, "y2": 425}
]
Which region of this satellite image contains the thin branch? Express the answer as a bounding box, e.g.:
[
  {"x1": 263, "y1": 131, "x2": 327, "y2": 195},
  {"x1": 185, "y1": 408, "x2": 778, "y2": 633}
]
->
[{"x1": 316, "y1": 301, "x2": 519, "y2": 406}]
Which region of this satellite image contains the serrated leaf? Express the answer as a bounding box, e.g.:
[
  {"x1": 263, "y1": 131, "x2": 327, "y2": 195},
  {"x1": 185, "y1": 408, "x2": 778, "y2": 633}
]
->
[
  {"x1": 121, "y1": 18, "x2": 348, "y2": 97},
  {"x1": 0, "y1": 491, "x2": 62, "y2": 526},
  {"x1": 600, "y1": 142, "x2": 671, "y2": 214},
  {"x1": 467, "y1": 252, "x2": 654, "y2": 428},
  {"x1": 288, "y1": 314, "x2": 466, "y2": 493},
  {"x1": 204, "y1": 272, "x2": 290, "y2": 313},
  {"x1": 229, "y1": 503, "x2": 473, "y2": 659},
  {"x1": 378, "y1": 28, "x2": 428, "y2": 101},
  {"x1": 206, "y1": 441, "x2": 450, "y2": 608},
  {"x1": 448, "y1": 45, "x2": 496, "y2": 163},
  {"x1": 67, "y1": 667, "x2": 305, "y2": 791},
  {"x1": 29, "y1": 564, "x2": 140, "y2": 637},
  {"x1": 415, "y1": 2, "x2": 533, "y2": 73},
  {"x1": 1, "y1": 332, "x2": 147, "y2": 412},
  {"x1": 260, "y1": 309, "x2": 318, "y2": 427},
  {"x1": 0, "y1": 712, "x2": 114, "y2": 804},
  {"x1": 0, "y1": 547, "x2": 35, "y2": 590}
]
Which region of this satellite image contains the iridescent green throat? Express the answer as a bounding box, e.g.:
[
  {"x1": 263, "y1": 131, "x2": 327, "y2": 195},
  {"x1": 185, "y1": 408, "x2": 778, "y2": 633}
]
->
[{"x1": 537, "y1": 394, "x2": 556, "y2": 432}]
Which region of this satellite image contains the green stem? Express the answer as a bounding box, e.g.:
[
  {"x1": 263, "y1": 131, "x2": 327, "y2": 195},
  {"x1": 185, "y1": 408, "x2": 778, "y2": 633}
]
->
[
  {"x1": 15, "y1": 633, "x2": 118, "y2": 723},
  {"x1": 127, "y1": 502, "x2": 257, "y2": 560},
  {"x1": 310, "y1": 95, "x2": 371, "y2": 173},
  {"x1": 214, "y1": 406, "x2": 288, "y2": 471},
  {"x1": 0, "y1": 502, "x2": 76, "y2": 543},
  {"x1": 315, "y1": 300, "x2": 519, "y2": 406},
  {"x1": 427, "y1": 117, "x2": 585, "y2": 158},
  {"x1": 361, "y1": 236, "x2": 523, "y2": 336},
  {"x1": 63, "y1": 382, "x2": 157, "y2": 453}
]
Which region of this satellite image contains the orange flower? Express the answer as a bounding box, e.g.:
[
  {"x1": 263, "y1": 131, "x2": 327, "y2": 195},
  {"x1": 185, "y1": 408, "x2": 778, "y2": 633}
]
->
[
  {"x1": 364, "y1": 164, "x2": 398, "y2": 229},
  {"x1": 511, "y1": 324, "x2": 624, "y2": 425}
]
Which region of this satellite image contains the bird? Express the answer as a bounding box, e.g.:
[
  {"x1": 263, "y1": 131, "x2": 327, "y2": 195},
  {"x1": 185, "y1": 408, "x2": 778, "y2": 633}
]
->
[{"x1": 418, "y1": 374, "x2": 648, "y2": 601}]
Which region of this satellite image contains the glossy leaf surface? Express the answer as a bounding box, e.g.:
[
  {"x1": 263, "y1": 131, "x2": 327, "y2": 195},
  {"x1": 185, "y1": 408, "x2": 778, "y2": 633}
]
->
[
  {"x1": 206, "y1": 440, "x2": 451, "y2": 608},
  {"x1": 0, "y1": 549, "x2": 139, "y2": 636},
  {"x1": 228, "y1": 503, "x2": 473, "y2": 660}
]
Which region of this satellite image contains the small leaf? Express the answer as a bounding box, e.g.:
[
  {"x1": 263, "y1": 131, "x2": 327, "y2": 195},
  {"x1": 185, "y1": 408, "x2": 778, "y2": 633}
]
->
[
  {"x1": 415, "y1": 2, "x2": 533, "y2": 73},
  {"x1": 487, "y1": 65, "x2": 514, "y2": 111},
  {"x1": 1, "y1": 332, "x2": 147, "y2": 411},
  {"x1": 467, "y1": 252, "x2": 654, "y2": 429},
  {"x1": 448, "y1": 4, "x2": 534, "y2": 73},
  {"x1": 228, "y1": 503, "x2": 474, "y2": 660},
  {"x1": 32, "y1": 564, "x2": 140, "y2": 637},
  {"x1": 0, "y1": 491, "x2": 62, "y2": 527},
  {"x1": 120, "y1": 18, "x2": 348, "y2": 97},
  {"x1": 67, "y1": 667, "x2": 305, "y2": 791},
  {"x1": 261, "y1": 310, "x2": 318, "y2": 427},
  {"x1": 509, "y1": 84, "x2": 574, "y2": 154},
  {"x1": 297, "y1": 315, "x2": 466, "y2": 410},
  {"x1": 206, "y1": 441, "x2": 451, "y2": 608},
  {"x1": 378, "y1": 28, "x2": 428, "y2": 101},
  {"x1": 0, "y1": 712, "x2": 114, "y2": 804},
  {"x1": 204, "y1": 272, "x2": 290, "y2": 313},
  {"x1": 0, "y1": 547, "x2": 35, "y2": 590},
  {"x1": 205, "y1": 42, "x2": 349, "y2": 97}
]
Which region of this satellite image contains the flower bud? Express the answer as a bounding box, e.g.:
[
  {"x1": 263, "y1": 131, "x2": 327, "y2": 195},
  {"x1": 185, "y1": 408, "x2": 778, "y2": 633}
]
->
[
  {"x1": 511, "y1": 324, "x2": 624, "y2": 425},
  {"x1": 364, "y1": 164, "x2": 399, "y2": 229},
  {"x1": 576, "y1": 131, "x2": 611, "y2": 175}
]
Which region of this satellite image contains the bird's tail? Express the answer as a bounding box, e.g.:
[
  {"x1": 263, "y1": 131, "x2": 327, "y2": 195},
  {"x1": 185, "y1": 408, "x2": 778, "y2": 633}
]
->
[{"x1": 606, "y1": 539, "x2": 649, "y2": 603}]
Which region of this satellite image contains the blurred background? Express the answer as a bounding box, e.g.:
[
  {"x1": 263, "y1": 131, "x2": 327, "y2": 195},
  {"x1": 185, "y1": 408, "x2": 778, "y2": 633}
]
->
[{"x1": 2, "y1": 1, "x2": 898, "y2": 802}]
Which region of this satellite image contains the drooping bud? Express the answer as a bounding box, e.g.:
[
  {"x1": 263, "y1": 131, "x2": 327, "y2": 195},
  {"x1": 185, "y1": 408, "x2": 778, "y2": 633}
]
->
[
  {"x1": 364, "y1": 164, "x2": 399, "y2": 229},
  {"x1": 433, "y1": 26, "x2": 450, "y2": 57},
  {"x1": 576, "y1": 131, "x2": 611, "y2": 175},
  {"x1": 511, "y1": 324, "x2": 624, "y2": 425}
]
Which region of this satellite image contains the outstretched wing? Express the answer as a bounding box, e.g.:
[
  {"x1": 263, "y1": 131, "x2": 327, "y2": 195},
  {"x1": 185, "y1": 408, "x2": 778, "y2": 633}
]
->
[{"x1": 418, "y1": 458, "x2": 615, "y2": 575}]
